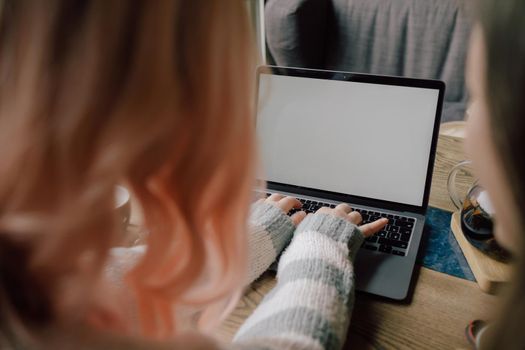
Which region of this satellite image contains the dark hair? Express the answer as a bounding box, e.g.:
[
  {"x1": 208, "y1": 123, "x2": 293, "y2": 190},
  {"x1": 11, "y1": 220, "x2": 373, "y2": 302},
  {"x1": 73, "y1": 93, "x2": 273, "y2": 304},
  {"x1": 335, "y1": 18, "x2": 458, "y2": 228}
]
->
[{"x1": 478, "y1": 0, "x2": 525, "y2": 348}]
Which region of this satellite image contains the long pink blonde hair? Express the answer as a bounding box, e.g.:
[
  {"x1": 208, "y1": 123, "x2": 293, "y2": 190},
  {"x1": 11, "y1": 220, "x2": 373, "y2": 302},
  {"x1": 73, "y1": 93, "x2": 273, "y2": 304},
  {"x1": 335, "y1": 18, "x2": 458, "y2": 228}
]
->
[{"x1": 0, "y1": 0, "x2": 256, "y2": 341}]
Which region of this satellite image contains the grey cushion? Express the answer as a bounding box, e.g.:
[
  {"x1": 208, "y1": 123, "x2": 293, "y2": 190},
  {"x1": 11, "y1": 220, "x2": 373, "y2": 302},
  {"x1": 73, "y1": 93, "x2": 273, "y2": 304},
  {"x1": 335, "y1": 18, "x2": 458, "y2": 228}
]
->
[
  {"x1": 265, "y1": 0, "x2": 330, "y2": 68},
  {"x1": 265, "y1": 0, "x2": 473, "y2": 122}
]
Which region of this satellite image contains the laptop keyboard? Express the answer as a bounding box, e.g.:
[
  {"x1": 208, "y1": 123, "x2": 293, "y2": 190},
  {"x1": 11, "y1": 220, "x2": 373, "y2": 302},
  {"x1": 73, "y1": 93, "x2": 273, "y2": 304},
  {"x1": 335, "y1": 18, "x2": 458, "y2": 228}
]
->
[{"x1": 264, "y1": 193, "x2": 415, "y2": 257}]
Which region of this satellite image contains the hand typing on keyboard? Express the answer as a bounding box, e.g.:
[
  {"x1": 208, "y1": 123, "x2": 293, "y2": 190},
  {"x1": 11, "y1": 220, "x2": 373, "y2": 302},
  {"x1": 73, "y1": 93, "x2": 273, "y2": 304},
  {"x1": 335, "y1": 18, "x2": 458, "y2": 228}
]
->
[
  {"x1": 260, "y1": 193, "x2": 388, "y2": 237},
  {"x1": 259, "y1": 193, "x2": 306, "y2": 226},
  {"x1": 315, "y1": 203, "x2": 388, "y2": 237}
]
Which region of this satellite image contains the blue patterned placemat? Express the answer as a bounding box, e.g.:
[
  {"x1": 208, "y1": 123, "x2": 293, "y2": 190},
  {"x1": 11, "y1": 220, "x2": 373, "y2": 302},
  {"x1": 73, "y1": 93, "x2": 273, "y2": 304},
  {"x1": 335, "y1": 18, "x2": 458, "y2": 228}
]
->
[{"x1": 417, "y1": 207, "x2": 475, "y2": 281}]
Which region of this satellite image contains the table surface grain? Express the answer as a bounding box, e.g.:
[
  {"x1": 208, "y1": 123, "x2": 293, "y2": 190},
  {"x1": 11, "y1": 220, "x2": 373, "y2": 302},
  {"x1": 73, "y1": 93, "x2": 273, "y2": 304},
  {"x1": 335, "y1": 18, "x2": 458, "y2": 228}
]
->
[{"x1": 215, "y1": 134, "x2": 501, "y2": 349}]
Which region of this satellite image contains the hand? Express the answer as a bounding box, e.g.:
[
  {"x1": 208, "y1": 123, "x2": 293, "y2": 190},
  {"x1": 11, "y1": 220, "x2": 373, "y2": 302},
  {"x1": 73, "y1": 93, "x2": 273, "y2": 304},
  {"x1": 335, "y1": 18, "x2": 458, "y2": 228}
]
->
[
  {"x1": 261, "y1": 193, "x2": 306, "y2": 226},
  {"x1": 317, "y1": 203, "x2": 388, "y2": 237}
]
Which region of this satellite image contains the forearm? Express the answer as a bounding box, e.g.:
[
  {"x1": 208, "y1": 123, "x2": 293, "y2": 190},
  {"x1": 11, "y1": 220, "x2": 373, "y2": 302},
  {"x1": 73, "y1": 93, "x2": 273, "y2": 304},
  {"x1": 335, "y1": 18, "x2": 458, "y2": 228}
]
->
[{"x1": 233, "y1": 213, "x2": 364, "y2": 350}]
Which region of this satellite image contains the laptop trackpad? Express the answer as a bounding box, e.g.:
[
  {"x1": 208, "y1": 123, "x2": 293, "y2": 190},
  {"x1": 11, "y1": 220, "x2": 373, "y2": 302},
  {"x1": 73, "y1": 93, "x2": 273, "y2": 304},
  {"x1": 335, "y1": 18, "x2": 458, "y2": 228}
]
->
[{"x1": 354, "y1": 249, "x2": 414, "y2": 300}]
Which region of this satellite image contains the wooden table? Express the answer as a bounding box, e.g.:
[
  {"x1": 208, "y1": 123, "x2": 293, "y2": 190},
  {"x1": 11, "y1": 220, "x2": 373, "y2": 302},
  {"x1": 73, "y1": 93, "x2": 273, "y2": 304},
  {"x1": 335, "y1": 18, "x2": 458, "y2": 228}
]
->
[{"x1": 215, "y1": 134, "x2": 501, "y2": 349}]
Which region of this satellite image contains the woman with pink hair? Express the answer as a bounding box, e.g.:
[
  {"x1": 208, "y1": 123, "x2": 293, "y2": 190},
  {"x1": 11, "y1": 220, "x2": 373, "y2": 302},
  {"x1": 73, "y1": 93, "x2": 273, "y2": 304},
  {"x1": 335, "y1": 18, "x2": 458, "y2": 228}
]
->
[{"x1": 0, "y1": 1, "x2": 386, "y2": 348}]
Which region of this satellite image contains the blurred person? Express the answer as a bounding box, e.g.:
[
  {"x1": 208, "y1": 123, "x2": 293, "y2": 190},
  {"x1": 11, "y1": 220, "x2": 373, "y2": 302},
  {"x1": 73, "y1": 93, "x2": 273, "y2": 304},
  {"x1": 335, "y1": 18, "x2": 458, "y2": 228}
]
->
[
  {"x1": 464, "y1": 0, "x2": 525, "y2": 349},
  {"x1": 0, "y1": 1, "x2": 387, "y2": 349}
]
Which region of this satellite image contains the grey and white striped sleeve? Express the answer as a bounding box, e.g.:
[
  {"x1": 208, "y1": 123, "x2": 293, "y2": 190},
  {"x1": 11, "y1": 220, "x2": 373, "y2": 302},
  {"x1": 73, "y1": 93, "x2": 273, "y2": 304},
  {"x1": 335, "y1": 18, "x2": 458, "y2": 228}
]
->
[
  {"x1": 232, "y1": 212, "x2": 364, "y2": 350},
  {"x1": 245, "y1": 201, "x2": 296, "y2": 284}
]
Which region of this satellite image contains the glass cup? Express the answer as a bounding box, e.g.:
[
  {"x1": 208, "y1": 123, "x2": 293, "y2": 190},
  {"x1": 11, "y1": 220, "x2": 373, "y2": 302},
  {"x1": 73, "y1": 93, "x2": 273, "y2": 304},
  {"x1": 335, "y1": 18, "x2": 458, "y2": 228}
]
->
[{"x1": 448, "y1": 160, "x2": 510, "y2": 262}]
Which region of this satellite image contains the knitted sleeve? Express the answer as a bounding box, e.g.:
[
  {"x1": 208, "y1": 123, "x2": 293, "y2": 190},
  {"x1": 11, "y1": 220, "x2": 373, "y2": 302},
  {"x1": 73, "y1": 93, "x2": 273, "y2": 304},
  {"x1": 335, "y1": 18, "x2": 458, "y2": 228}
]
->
[
  {"x1": 231, "y1": 213, "x2": 364, "y2": 350},
  {"x1": 245, "y1": 200, "x2": 296, "y2": 284}
]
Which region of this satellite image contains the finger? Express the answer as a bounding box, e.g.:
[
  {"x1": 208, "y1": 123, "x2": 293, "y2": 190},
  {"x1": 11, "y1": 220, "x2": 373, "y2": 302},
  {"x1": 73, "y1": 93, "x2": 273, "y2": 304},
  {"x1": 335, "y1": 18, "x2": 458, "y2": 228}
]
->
[
  {"x1": 335, "y1": 203, "x2": 352, "y2": 213},
  {"x1": 347, "y1": 211, "x2": 362, "y2": 225},
  {"x1": 290, "y1": 211, "x2": 307, "y2": 226},
  {"x1": 277, "y1": 196, "x2": 302, "y2": 212},
  {"x1": 267, "y1": 193, "x2": 284, "y2": 202},
  {"x1": 359, "y1": 218, "x2": 389, "y2": 237}
]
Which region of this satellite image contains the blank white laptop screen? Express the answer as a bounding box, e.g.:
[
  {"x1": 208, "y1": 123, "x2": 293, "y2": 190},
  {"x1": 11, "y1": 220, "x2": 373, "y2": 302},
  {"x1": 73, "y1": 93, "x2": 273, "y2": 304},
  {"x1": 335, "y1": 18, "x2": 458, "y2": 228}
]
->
[{"x1": 257, "y1": 73, "x2": 440, "y2": 207}]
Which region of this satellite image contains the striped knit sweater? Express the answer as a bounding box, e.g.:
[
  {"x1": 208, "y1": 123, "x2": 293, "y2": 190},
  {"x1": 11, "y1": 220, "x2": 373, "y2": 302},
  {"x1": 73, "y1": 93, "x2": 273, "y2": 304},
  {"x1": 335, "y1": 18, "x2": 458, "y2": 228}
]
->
[
  {"x1": 107, "y1": 201, "x2": 363, "y2": 350},
  {"x1": 231, "y1": 201, "x2": 363, "y2": 350}
]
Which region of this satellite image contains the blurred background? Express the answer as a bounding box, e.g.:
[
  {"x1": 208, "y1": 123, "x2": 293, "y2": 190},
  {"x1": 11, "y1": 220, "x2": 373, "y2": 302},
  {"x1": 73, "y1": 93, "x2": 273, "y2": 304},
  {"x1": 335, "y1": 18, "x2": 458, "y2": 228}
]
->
[{"x1": 247, "y1": 0, "x2": 472, "y2": 123}]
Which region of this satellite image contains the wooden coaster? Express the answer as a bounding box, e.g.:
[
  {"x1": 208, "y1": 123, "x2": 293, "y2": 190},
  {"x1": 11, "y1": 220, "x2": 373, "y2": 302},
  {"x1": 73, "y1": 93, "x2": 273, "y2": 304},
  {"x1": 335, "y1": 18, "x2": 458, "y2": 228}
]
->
[{"x1": 450, "y1": 211, "x2": 512, "y2": 293}]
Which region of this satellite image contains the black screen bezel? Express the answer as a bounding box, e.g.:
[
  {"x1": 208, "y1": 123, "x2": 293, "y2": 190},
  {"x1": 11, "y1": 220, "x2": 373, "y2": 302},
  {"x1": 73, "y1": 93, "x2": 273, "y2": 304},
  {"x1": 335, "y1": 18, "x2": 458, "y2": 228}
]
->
[{"x1": 256, "y1": 65, "x2": 445, "y2": 214}]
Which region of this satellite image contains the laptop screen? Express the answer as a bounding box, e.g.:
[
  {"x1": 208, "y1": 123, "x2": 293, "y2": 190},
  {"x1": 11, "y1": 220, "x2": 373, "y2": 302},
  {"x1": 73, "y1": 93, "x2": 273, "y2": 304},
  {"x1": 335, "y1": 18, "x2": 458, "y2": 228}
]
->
[{"x1": 257, "y1": 71, "x2": 441, "y2": 207}]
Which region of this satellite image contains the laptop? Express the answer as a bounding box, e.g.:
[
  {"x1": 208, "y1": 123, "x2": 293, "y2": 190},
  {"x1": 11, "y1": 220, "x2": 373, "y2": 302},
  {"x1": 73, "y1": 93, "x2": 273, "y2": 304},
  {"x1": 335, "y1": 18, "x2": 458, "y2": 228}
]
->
[{"x1": 255, "y1": 66, "x2": 445, "y2": 300}]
